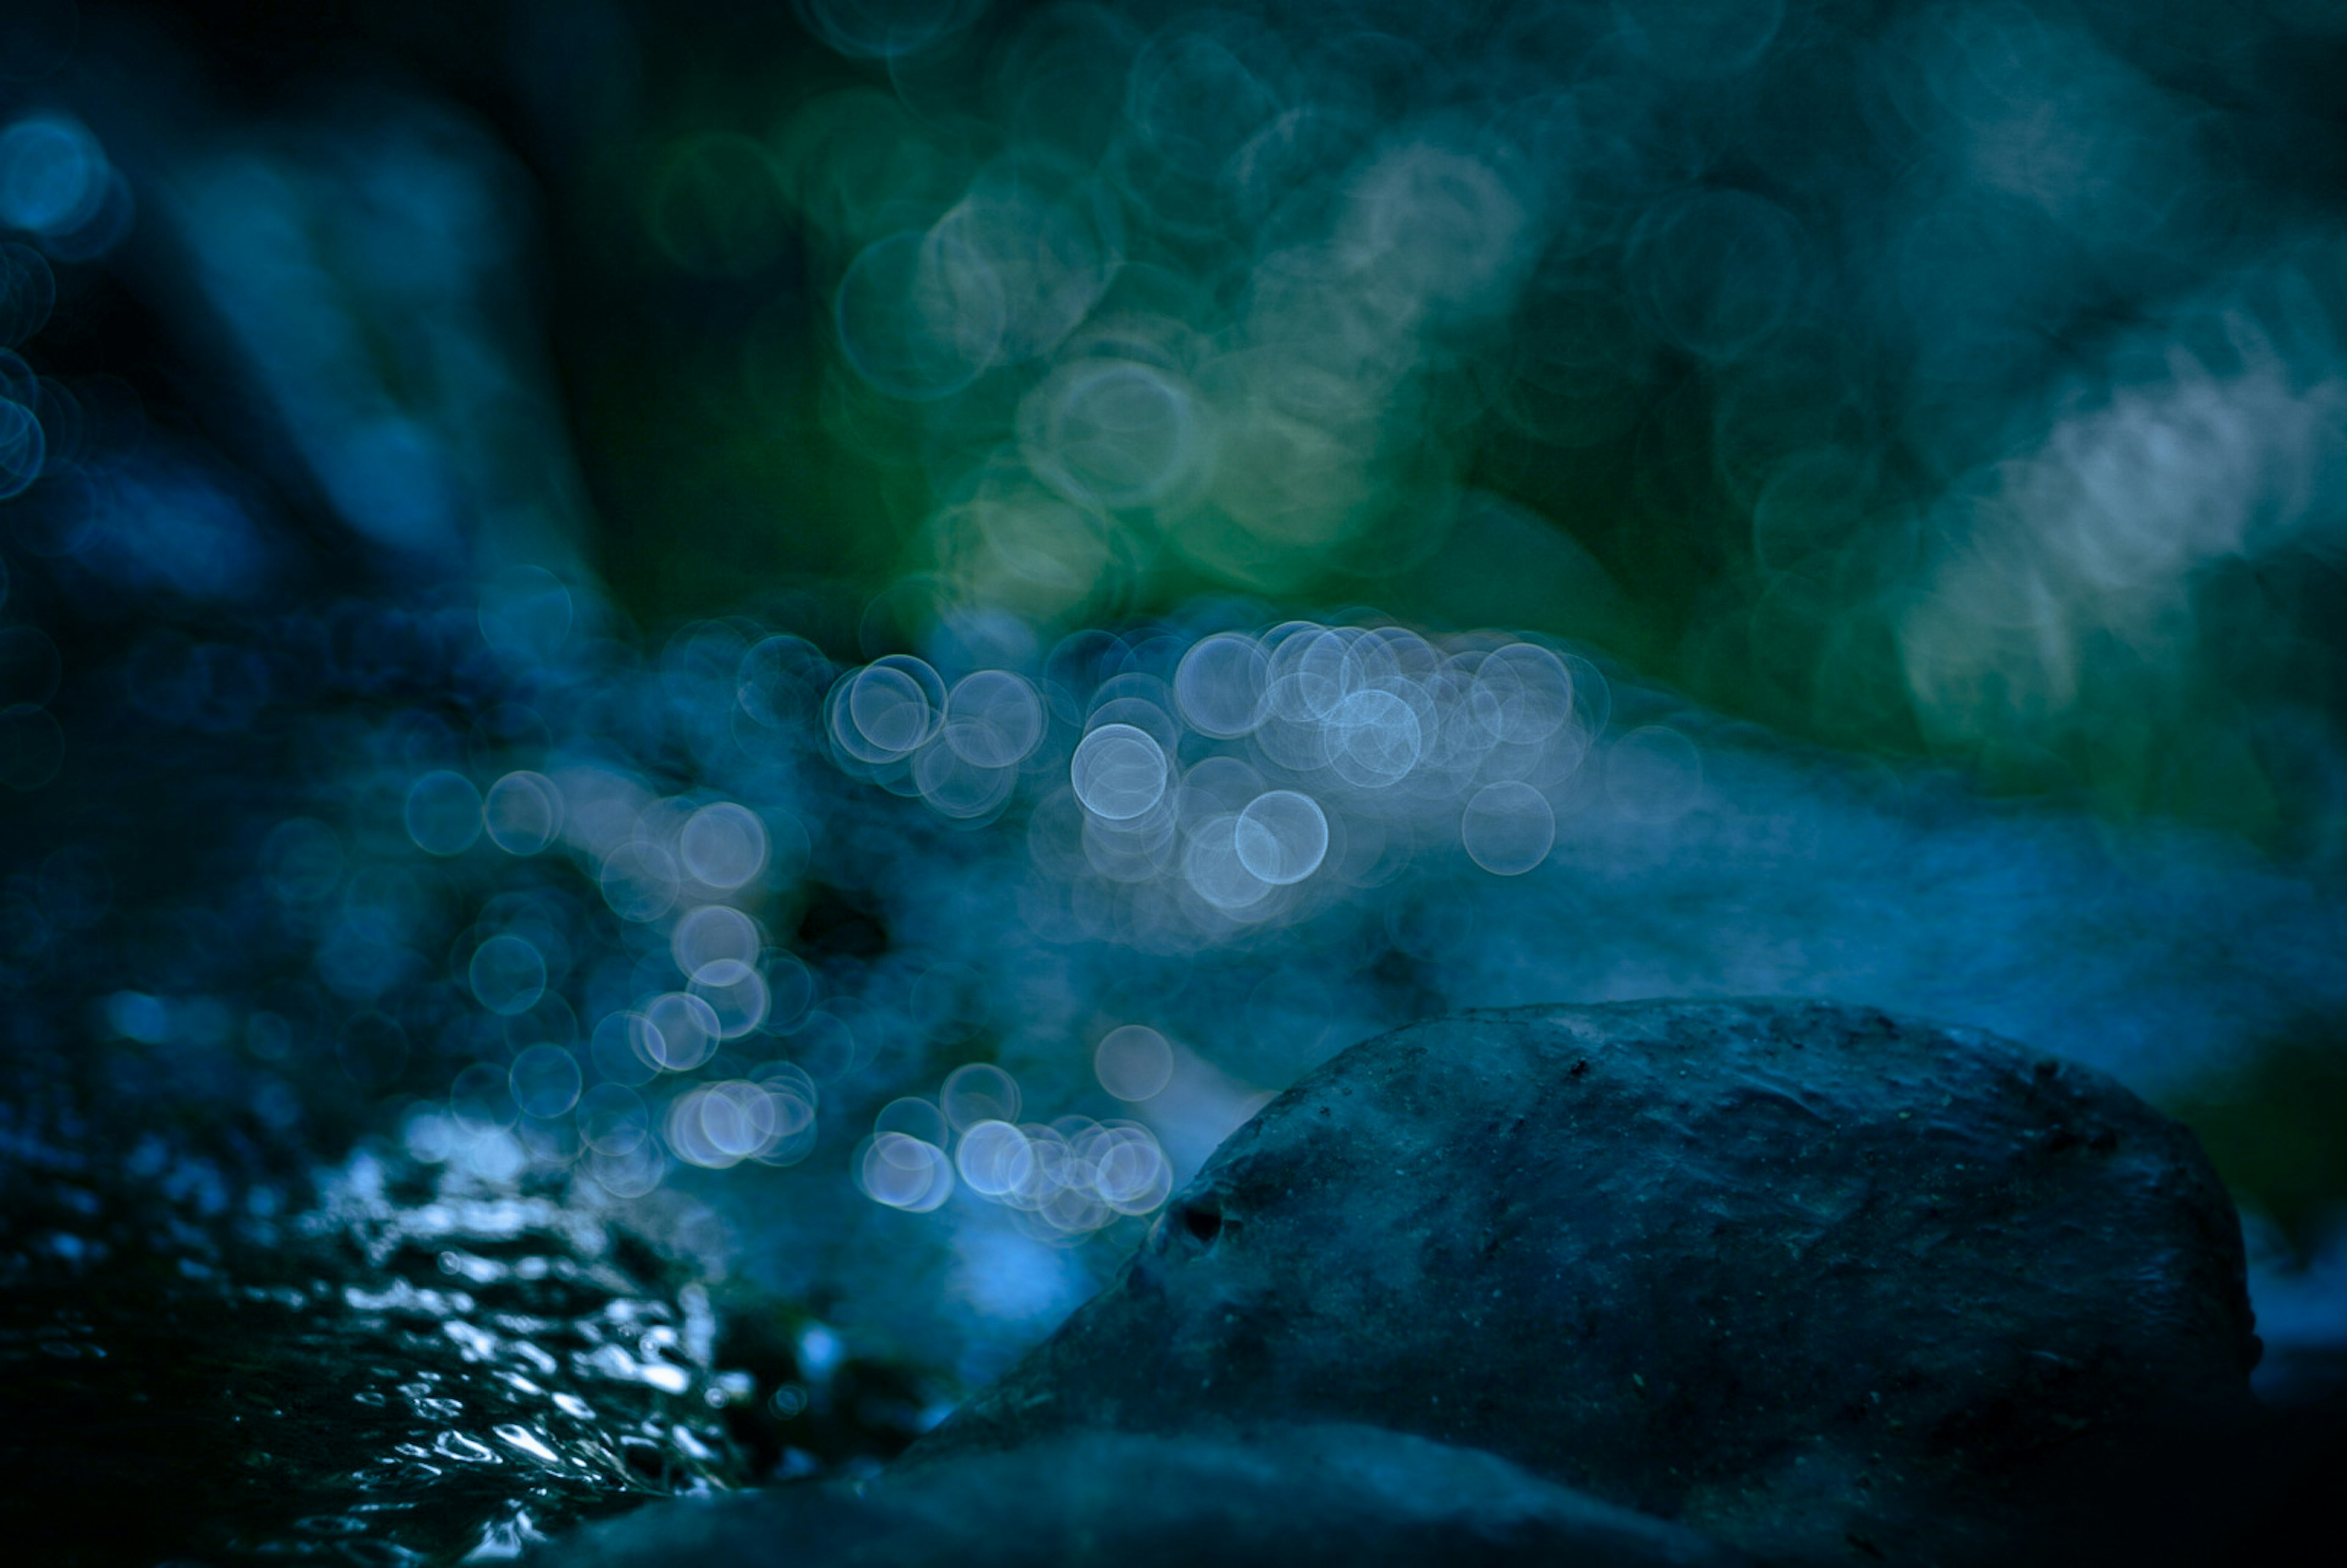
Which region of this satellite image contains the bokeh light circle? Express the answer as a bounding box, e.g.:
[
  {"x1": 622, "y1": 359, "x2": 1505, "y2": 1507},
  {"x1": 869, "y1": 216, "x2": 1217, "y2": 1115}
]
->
[
  {"x1": 679, "y1": 802, "x2": 769, "y2": 888},
  {"x1": 860, "y1": 1132, "x2": 955, "y2": 1212},
  {"x1": 1461, "y1": 780, "x2": 1556, "y2": 876},
  {"x1": 1094, "y1": 1024, "x2": 1174, "y2": 1101},
  {"x1": 1071, "y1": 722, "x2": 1169, "y2": 820},
  {"x1": 1234, "y1": 789, "x2": 1328, "y2": 885}
]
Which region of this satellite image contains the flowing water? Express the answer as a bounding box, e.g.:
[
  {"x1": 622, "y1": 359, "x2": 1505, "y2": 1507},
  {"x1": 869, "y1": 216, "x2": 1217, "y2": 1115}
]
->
[{"x1": 0, "y1": 1132, "x2": 936, "y2": 1567}]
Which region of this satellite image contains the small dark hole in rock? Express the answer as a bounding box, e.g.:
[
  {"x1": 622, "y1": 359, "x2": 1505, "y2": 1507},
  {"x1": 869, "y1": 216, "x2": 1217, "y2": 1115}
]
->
[{"x1": 1181, "y1": 1204, "x2": 1223, "y2": 1245}]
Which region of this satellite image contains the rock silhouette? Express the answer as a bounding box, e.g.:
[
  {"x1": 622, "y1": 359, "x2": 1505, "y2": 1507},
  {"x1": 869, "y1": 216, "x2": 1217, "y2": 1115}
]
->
[
  {"x1": 553, "y1": 999, "x2": 2264, "y2": 1564},
  {"x1": 553, "y1": 1422, "x2": 1748, "y2": 1566}
]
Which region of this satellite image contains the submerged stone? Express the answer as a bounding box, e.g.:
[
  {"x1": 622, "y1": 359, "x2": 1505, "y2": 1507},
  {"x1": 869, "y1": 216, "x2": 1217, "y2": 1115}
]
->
[
  {"x1": 549, "y1": 1422, "x2": 1748, "y2": 1566},
  {"x1": 911, "y1": 999, "x2": 2260, "y2": 1564}
]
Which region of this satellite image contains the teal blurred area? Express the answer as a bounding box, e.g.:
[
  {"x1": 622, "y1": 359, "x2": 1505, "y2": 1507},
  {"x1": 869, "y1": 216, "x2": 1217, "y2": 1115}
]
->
[{"x1": 6, "y1": 2, "x2": 2347, "y2": 1561}]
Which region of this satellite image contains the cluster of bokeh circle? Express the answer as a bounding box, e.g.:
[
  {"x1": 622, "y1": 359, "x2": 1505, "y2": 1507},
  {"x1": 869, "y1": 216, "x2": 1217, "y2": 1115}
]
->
[
  {"x1": 822, "y1": 618, "x2": 1703, "y2": 923},
  {"x1": 362, "y1": 586, "x2": 1705, "y2": 1239}
]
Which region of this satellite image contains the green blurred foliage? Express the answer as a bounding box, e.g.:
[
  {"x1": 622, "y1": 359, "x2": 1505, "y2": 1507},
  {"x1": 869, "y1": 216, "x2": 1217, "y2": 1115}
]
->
[
  {"x1": 511, "y1": 1, "x2": 2347, "y2": 870},
  {"x1": 182, "y1": 1, "x2": 2347, "y2": 860}
]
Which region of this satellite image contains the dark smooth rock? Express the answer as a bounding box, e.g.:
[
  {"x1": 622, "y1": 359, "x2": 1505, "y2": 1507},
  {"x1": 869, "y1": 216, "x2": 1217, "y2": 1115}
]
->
[
  {"x1": 910, "y1": 1000, "x2": 2261, "y2": 1564},
  {"x1": 545, "y1": 1422, "x2": 1749, "y2": 1567}
]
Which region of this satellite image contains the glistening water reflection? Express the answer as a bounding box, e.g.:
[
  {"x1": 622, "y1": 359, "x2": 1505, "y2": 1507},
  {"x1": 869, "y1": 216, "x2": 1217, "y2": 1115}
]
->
[{"x1": 0, "y1": 1135, "x2": 946, "y2": 1566}]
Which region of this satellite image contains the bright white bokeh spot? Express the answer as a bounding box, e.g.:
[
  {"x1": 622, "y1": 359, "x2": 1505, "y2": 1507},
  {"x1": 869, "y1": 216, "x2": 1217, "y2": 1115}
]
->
[
  {"x1": 671, "y1": 1084, "x2": 760, "y2": 1168},
  {"x1": 679, "y1": 802, "x2": 768, "y2": 888},
  {"x1": 1092, "y1": 1130, "x2": 1173, "y2": 1214},
  {"x1": 667, "y1": 1080, "x2": 790, "y2": 1168},
  {"x1": 1234, "y1": 789, "x2": 1328, "y2": 885},
  {"x1": 955, "y1": 1119, "x2": 1035, "y2": 1198},
  {"x1": 468, "y1": 934, "x2": 547, "y2": 1016},
  {"x1": 1071, "y1": 722, "x2": 1168, "y2": 820},
  {"x1": 701, "y1": 1082, "x2": 777, "y2": 1161},
  {"x1": 861, "y1": 1132, "x2": 955, "y2": 1212},
  {"x1": 1461, "y1": 780, "x2": 1556, "y2": 875},
  {"x1": 1095, "y1": 1024, "x2": 1175, "y2": 1102},
  {"x1": 483, "y1": 771, "x2": 562, "y2": 855},
  {"x1": 404, "y1": 771, "x2": 482, "y2": 856}
]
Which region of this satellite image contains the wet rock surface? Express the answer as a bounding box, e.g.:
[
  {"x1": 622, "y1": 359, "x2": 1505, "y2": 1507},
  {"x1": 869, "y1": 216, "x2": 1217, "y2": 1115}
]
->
[
  {"x1": 552, "y1": 1423, "x2": 1750, "y2": 1567},
  {"x1": 898, "y1": 999, "x2": 2261, "y2": 1566}
]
